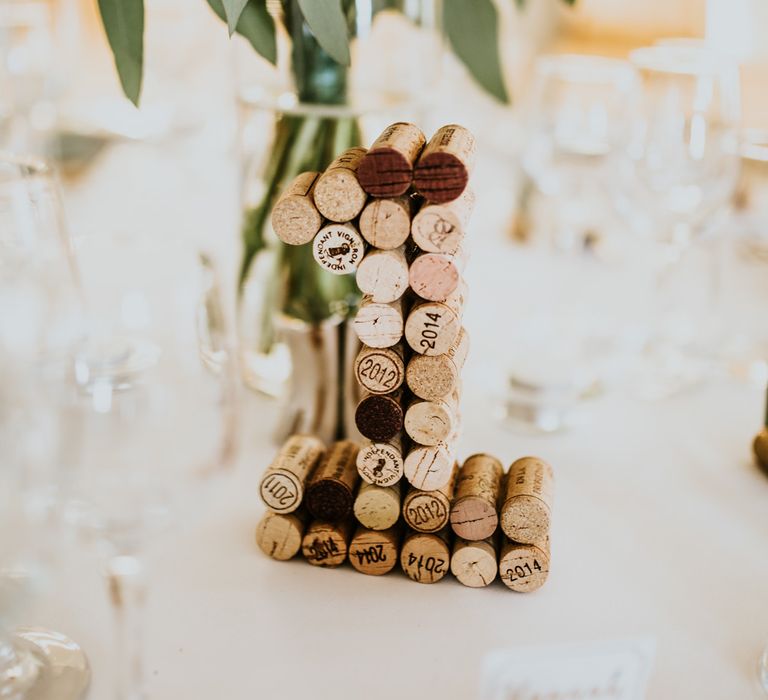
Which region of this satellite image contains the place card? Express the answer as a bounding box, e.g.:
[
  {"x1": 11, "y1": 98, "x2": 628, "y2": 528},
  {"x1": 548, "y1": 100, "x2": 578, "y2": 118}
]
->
[{"x1": 480, "y1": 638, "x2": 655, "y2": 700}]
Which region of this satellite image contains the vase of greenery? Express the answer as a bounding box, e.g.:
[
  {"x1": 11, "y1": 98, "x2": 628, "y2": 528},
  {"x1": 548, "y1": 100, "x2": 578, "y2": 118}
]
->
[{"x1": 96, "y1": 0, "x2": 521, "y2": 440}]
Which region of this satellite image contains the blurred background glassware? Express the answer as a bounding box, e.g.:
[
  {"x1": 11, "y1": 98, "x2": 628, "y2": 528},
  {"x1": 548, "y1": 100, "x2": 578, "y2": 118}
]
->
[
  {"x1": 610, "y1": 44, "x2": 741, "y2": 399},
  {"x1": 0, "y1": 0, "x2": 56, "y2": 154},
  {"x1": 0, "y1": 154, "x2": 89, "y2": 699},
  {"x1": 497, "y1": 54, "x2": 637, "y2": 433},
  {"x1": 713, "y1": 127, "x2": 768, "y2": 384},
  {"x1": 236, "y1": 0, "x2": 441, "y2": 399},
  {"x1": 67, "y1": 227, "x2": 238, "y2": 700}
]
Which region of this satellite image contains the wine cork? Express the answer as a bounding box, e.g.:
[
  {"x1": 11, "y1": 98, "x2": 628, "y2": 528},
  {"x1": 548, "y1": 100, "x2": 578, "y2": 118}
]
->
[
  {"x1": 358, "y1": 122, "x2": 426, "y2": 197},
  {"x1": 500, "y1": 457, "x2": 554, "y2": 544},
  {"x1": 399, "y1": 527, "x2": 451, "y2": 584},
  {"x1": 359, "y1": 195, "x2": 414, "y2": 249},
  {"x1": 411, "y1": 187, "x2": 475, "y2": 255},
  {"x1": 312, "y1": 222, "x2": 365, "y2": 275},
  {"x1": 270, "y1": 172, "x2": 323, "y2": 245},
  {"x1": 408, "y1": 244, "x2": 468, "y2": 302},
  {"x1": 450, "y1": 453, "x2": 504, "y2": 541},
  {"x1": 354, "y1": 343, "x2": 405, "y2": 395},
  {"x1": 754, "y1": 429, "x2": 768, "y2": 475},
  {"x1": 356, "y1": 435, "x2": 404, "y2": 487},
  {"x1": 313, "y1": 147, "x2": 368, "y2": 222},
  {"x1": 254, "y1": 509, "x2": 308, "y2": 561},
  {"x1": 404, "y1": 300, "x2": 461, "y2": 356},
  {"x1": 349, "y1": 523, "x2": 401, "y2": 576},
  {"x1": 404, "y1": 390, "x2": 459, "y2": 446},
  {"x1": 305, "y1": 440, "x2": 360, "y2": 522},
  {"x1": 406, "y1": 327, "x2": 468, "y2": 401},
  {"x1": 355, "y1": 245, "x2": 409, "y2": 304},
  {"x1": 353, "y1": 480, "x2": 402, "y2": 531},
  {"x1": 402, "y1": 461, "x2": 458, "y2": 533},
  {"x1": 404, "y1": 441, "x2": 455, "y2": 491},
  {"x1": 451, "y1": 534, "x2": 498, "y2": 588},
  {"x1": 301, "y1": 519, "x2": 353, "y2": 568},
  {"x1": 353, "y1": 296, "x2": 404, "y2": 349},
  {"x1": 413, "y1": 124, "x2": 476, "y2": 203},
  {"x1": 354, "y1": 390, "x2": 404, "y2": 442},
  {"x1": 259, "y1": 434, "x2": 325, "y2": 514},
  {"x1": 499, "y1": 537, "x2": 550, "y2": 593}
]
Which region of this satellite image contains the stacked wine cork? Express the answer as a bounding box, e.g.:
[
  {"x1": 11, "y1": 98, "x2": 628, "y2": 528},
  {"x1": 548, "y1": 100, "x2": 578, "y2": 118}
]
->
[
  {"x1": 260, "y1": 122, "x2": 555, "y2": 590},
  {"x1": 256, "y1": 437, "x2": 555, "y2": 592},
  {"x1": 270, "y1": 122, "x2": 476, "y2": 513}
]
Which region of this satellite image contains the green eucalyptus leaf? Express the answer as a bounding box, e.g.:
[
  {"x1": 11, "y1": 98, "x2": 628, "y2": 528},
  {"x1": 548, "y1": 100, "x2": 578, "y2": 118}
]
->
[
  {"x1": 222, "y1": 0, "x2": 250, "y2": 35},
  {"x1": 445, "y1": 0, "x2": 508, "y2": 103},
  {"x1": 97, "y1": 0, "x2": 144, "y2": 106},
  {"x1": 207, "y1": 0, "x2": 277, "y2": 65},
  {"x1": 296, "y1": 0, "x2": 351, "y2": 66}
]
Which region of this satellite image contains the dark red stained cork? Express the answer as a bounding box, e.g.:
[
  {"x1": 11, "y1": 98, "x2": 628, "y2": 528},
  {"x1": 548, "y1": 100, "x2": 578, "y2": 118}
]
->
[
  {"x1": 306, "y1": 480, "x2": 354, "y2": 522},
  {"x1": 357, "y1": 149, "x2": 413, "y2": 197},
  {"x1": 413, "y1": 152, "x2": 468, "y2": 204},
  {"x1": 355, "y1": 392, "x2": 404, "y2": 442}
]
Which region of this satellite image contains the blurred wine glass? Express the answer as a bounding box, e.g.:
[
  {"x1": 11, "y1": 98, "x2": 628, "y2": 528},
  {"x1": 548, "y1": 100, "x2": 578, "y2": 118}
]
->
[
  {"x1": 0, "y1": 154, "x2": 89, "y2": 699},
  {"x1": 611, "y1": 44, "x2": 741, "y2": 398},
  {"x1": 501, "y1": 55, "x2": 636, "y2": 432},
  {"x1": 67, "y1": 228, "x2": 238, "y2": 699},
  {"x1": 523, "y1": 54, "x2": 637, "y2": 250},
  {"x1": 0, "y1": 0, "x2": 55, "y2": 153}
]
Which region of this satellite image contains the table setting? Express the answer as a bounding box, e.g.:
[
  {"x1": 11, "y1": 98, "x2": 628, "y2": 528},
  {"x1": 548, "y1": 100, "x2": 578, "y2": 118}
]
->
[{"x1": 2, "y1": 1, "x2": 768, "y2": 698}]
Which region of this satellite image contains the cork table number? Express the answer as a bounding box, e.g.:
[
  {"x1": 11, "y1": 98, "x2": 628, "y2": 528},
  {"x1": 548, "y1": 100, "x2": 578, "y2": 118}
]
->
[{"x1": 255, "y1": 122, "x2": 558, "y2": 594}]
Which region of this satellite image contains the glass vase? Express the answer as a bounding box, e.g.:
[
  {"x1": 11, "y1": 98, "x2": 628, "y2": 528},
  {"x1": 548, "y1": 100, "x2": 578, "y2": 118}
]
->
[{"x1": 234, "y1": 0, "x2": 441, "y2": 426}]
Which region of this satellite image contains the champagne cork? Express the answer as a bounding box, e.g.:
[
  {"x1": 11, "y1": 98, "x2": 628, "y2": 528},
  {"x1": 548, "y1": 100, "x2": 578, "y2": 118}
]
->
[
  {"x1": 499, "y1": 537, "x2": 550, "y2": 593},
  {"x1": 356, "y1": 435, "x2": 404, "y2": 486},
  {"x1": 404, "y1": 390, "x2": 459, "y2": 446},
  {"x1": 259, "y1": 434, "x2": 325, "y2": 514},
  {"x1": 312, "y1": 222, "x2": 365, "y2": 275},
  {"x1": 353, "y1": 296, "x2": 404, "y2": 349},
  {"x1": 450, "y1": 453, "x2": 504, "y2": 541},
  {"x1": 755, "y1": 429, "x2": 768, "y2": 475},
  {"x1": 451, "y1": 534, "x2": 498, "y2": 588},
  {"x1": 399, "y1": 527, "x2": 451, "y2": 584},
  {"x1": 404, "y1": 441, "x2": 455, "y2": 491},
  {"x1": 358, "y1": 122, "x2": 426, "y2": 197},
  {"x1": 254, "y1": 509, "x2": 308, "y2": 561},
  {"x1": 404, "y1": 300, "x2": 461, "y2": 356},
  {"x1": 402, "y1": 461, "x2": 458, "y2": 533},
  {"x1": 406, "y1": 327, "x2": 469, "y2": 401},
  {"x1": 270, "y1": 172, "x2": 323, "y2": 245},
  {"x1": 500, "y1": 457, "x2": 554, "y2": 544},
  {"x1": 411, "y1": 187, "x2": 475, "y2": 255},
  {"x1": 354, "y1": 390, "x2": 404, "y2": 442},
  {"x1": 353, "y1": 480, "x2": 402, "y2": 531},
  {"x1": 413, "y1": 124, "x2": 476, "y2": 203},
  {"x1": 305, "y1": 440, "x2": 360, "y2": 522},
  {"x1": 313, "y1": 147, "x2": 368, "y2": 222},
  {"x1": 356, "y1": 245, "x2": 409, "y2": 303},
  {"x1": 349, "y1": 523, "x2": 402, "y2": 576},
  {"x1": 359, "y1": 195, "x2": 414, "y2": 250},
  {"x1": 354, "y1": 343, "x2": 405, "y2": 395},
  {"x1": 301, "y1": 519, "x2": 353, "y2": 568},
  {"x1": 408, "y1": 244, "x2": 468, "y2": 303}
]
